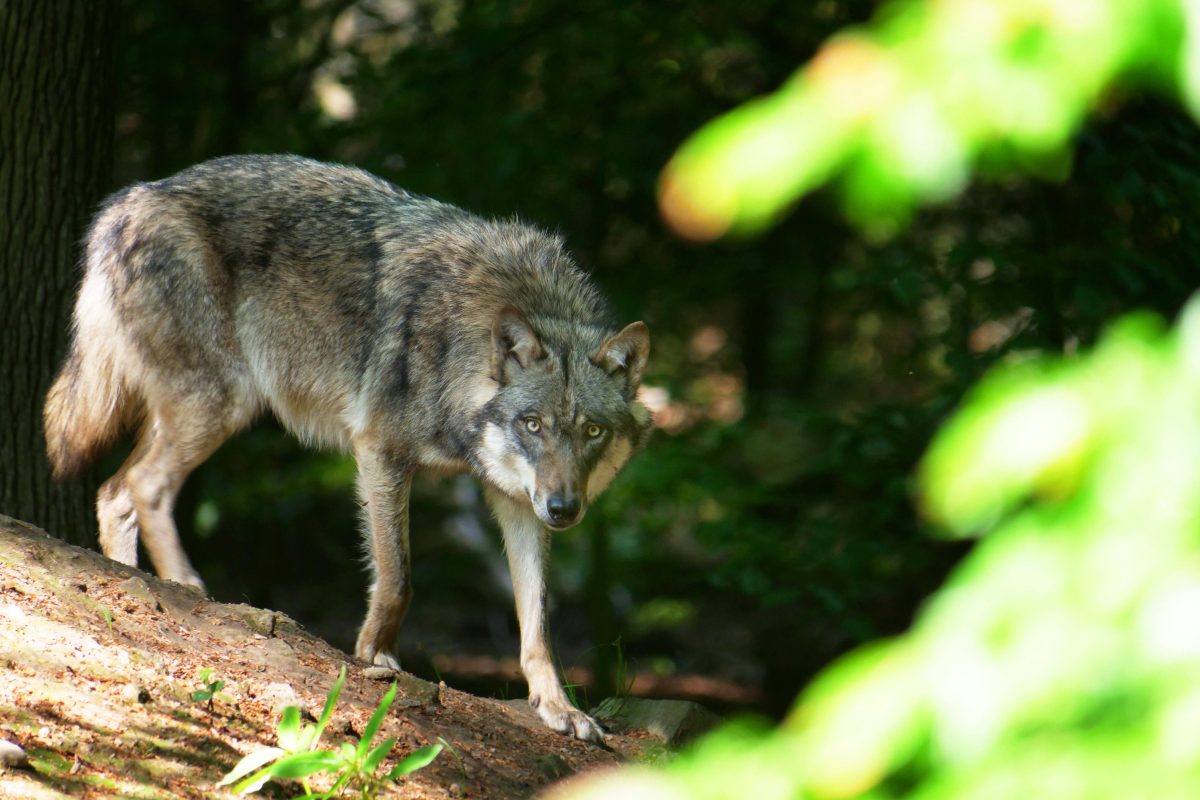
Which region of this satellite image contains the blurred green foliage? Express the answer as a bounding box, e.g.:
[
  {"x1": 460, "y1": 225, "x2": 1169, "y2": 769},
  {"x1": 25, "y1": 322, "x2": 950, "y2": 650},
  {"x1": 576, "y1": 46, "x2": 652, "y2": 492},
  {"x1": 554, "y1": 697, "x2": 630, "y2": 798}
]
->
[
  {"x1": 107, "y1": 0, "x2": 1200, "y2": 718},
  {"x1": 553, "y1": 0, "x2": 1200, "y2": 796},
  {"x1": 660, "y1": 0, "x2": 1190, "y2": 238},
  {"x1": 563, "y1": 297, "x2": 1200, "y2": 800}
]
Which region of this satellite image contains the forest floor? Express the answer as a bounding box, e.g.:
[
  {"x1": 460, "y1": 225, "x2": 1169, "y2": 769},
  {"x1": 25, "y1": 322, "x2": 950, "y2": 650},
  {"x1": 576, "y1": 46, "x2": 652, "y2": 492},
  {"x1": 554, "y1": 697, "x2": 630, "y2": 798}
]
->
[{"x1": 0, "y1": 516, "x2": 655, "y2": 799}]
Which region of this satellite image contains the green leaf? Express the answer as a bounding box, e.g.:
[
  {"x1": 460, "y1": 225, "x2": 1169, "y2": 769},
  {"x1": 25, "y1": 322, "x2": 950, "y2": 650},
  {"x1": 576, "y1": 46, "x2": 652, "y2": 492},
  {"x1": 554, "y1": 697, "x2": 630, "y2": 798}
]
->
[
  {"x1": 364, "y1": 737, "x2": 396, "y2": 774},
  {"x1": 311, "y1": 666, "x2": 346, "y2": 749},
  {"x1": 199, "y1": 668, "x2": 213, "y2": 683},
  {"x1": 919, "y1": 362, "x2": 1092, "y2": 535},
  {"x1": 790, "y1": 640, "x2": 924, "y2": 796},
  {"x1": 291, "y1": 769, "x2": 352, "y2": 800},
  {"x1": 191, "y1": 690, "x2": 212, "y2": 702},
  {"x1": 300, "y1": 771, "x2": 353, "y2": 800},
  {"x1": 211, "y1": 680, "x2": 226, "y2": 693},
  {"x1": 385, "y1": 743, "x2": 442, "y2": 780},
  {"x1": 277, "y1": 706, "x2": 302, "y2": 752},
  {"x1": 357, "y1": 681, "x2": 398, "y2": 760},
  {"x1": 297, "y1": 724, "x2": 317, "y2": 751},
  {"x1": 217, "y1": 747, "x2": 285, "y2": 788},
  {"x1": 265, "y1": 750, "x2": 343, "y2": 780},
  {"x1": 231, "y1": 767, "x2": 275, "y2": 795}
]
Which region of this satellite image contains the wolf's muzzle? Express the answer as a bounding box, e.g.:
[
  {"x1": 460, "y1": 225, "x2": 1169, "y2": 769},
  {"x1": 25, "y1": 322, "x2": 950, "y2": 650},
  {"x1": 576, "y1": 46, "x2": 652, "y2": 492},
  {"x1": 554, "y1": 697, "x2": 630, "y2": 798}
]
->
[{"x1": 546, "y1": 492, "x2": 581, "y2": 527}]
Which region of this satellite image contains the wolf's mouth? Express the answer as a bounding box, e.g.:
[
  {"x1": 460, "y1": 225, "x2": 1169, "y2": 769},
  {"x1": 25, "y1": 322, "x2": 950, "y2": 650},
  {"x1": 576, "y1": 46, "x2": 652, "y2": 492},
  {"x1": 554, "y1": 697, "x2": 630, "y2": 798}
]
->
[{"x1": 540, "y1": 510, "x2": 585, "y2": 534}]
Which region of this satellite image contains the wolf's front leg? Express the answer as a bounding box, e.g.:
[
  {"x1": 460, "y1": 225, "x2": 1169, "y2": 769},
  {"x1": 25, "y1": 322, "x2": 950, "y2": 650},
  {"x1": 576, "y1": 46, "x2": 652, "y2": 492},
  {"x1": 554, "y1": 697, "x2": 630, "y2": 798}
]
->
[
  {"x1": 486, "y1": 489, "x2": 605, "y2": 743},
  {"x1": 352, "y1": 442, "x2": 414, "y2": 671}
]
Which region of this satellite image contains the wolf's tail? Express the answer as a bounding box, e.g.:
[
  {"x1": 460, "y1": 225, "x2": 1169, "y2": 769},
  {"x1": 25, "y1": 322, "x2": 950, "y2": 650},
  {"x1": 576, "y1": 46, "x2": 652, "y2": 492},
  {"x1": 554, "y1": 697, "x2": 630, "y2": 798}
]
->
[{"x1": 43, "y1": 269, "x2": 131, "y2": 479}]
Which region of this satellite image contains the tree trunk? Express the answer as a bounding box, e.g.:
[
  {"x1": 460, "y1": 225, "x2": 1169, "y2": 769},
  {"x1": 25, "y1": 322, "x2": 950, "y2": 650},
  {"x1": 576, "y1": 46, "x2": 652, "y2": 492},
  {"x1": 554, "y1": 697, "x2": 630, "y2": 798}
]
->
[{"x1": 0, "y1": 0, "x2": 119, "y2": 543}]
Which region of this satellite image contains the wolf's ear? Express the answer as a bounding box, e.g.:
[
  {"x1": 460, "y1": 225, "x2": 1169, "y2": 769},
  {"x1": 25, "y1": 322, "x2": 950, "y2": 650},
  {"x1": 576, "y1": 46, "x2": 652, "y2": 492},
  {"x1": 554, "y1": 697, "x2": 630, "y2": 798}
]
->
[
  {"x1": 491, "y1": 306, "x2": 544, "y2": 383},
  {"x1": 592, "y1": 321, "x2": 650, "y2": 396}
]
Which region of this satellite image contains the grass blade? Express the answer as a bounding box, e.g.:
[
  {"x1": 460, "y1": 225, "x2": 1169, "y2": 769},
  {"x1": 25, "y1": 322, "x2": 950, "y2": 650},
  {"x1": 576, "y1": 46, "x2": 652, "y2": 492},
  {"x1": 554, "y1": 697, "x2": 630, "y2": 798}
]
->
[
  {"x1": 357, "y1": 681, "x2": 397, "y2": 760},
  {"x1": 228, "y1": 750, "x2": 337, "y2": 795},
  {"x1": 231, "y1": 767, "x2": 275, "y2": 795},
  {"x1": 266, "y1": 750, "x2": 343, "y2": 779},
  {"x1": 364, "y1": 736, "x2": 396, "y2": 774},
  {"x1": 385, "y1": 743, "x2": 442, "y2": 780},
  {"x1": 216, "y1": 747, "x2": 284, "y2": 788},
  {"x1": 277, "y1": 706, "x2": 302, "y2": 752},
  {"x1": 311, "y1": 666, "x2": 346, "y2": 748}
]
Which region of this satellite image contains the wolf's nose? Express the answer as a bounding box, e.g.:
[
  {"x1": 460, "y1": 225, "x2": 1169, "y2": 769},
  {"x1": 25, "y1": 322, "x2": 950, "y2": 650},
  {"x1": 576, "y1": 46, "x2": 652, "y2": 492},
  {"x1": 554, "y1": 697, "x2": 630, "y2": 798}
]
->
[{"x1": 546, "y1": 493, "x2": 580, "y2": 524}]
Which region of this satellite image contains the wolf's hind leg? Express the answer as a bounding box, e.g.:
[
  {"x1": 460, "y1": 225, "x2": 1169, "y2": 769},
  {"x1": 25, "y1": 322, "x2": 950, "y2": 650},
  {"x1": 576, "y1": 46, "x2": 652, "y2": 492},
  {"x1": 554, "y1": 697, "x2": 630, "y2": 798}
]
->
[
  {"x1": 95, "y1": 429, "x2": 158, "y2": 566},
  {"x1": 352, "y1": 441, "x2": 414, "y2": 670},
  {"x1": 124, "y1": 400, "x2": 238, "y2": 591},
  {"x1": 97, "y1": 475, "x2": 139, "y2": 567}
]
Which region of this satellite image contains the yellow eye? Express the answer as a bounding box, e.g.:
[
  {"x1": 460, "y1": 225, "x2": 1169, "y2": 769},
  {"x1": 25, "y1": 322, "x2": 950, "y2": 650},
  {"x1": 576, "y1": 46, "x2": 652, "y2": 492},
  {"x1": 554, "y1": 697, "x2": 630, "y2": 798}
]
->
[
  {"x1": 585, "y1": 423, "x2": 604, "y2": 439},
  {"x1": 525, "y1": 417, "x2": 541, "y2": 433}
]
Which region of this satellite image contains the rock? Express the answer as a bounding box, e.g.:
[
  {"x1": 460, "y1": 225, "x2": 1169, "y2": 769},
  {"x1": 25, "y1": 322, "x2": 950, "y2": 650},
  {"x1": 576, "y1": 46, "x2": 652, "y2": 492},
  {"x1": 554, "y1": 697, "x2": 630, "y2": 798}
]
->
[
  {"x1": 230, "y1": 606, "x2": 276, "y2": 637},
  {"x1": 0, "y1": 739, "x2": 27, "y2": 769},
  {"x1": 254, "y1": 611, "x2": 276, "y2": 636},
  {"x1": 122, "y1": 683, "x2": 151, "y2": 704},
  {"x1": 364, "y1": 668, "x2": 440, "y2": 707},
  {"x1": 395, "y1": 672, "x2": 441, "y2": 708},
  {"x1": 245, "y1": 610, "x2": 276, "y2": 636},
  {"x1": 363, "y1": 666, "x2": 397, "y2": 681},
  {"x1": 259, "y1": 681, "x2": 302, "y2": 715},
  {"x1": 591, "y1": 698, "x2": 720, "y2": 748}
]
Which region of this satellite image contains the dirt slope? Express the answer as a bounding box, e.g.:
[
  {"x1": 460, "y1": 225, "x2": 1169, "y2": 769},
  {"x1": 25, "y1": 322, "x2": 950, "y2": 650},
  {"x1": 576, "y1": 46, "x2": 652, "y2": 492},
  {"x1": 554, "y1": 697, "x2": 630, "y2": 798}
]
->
[{"x1": 0, "y1": 516, "x2": 642, "y2": 799}]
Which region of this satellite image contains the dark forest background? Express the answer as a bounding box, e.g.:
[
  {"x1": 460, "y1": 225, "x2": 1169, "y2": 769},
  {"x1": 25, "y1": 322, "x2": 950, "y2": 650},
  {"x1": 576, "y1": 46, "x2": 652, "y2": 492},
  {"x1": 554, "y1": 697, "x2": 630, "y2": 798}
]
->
[{"x1": 34, "y1": 0, "x2": 1200, "y2": 718}]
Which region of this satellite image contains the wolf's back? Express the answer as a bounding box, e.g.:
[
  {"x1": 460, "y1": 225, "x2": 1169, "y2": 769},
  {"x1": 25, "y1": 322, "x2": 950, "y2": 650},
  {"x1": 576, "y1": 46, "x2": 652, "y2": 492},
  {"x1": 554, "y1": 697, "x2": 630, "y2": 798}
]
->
[{"x1": 44, "y1": 155, "x2": 612, "y2": 475}]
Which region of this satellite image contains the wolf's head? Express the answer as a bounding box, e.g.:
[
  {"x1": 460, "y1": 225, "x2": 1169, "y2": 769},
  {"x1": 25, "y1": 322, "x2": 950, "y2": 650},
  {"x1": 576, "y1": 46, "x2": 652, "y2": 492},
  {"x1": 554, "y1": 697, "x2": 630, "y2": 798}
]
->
[{"x1": 476, "y1": 306, "x2": 651, "y2": 530}]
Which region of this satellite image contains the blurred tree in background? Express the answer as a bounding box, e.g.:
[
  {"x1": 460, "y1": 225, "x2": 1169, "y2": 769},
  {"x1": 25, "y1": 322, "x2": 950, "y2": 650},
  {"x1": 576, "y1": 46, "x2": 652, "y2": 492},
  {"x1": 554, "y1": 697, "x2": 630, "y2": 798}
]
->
[
  {"x1": 1, "y1": 0, "x2": 117, "y2": 543},
  {"x1": 95, "y1": 0, "x2": 1200, "y2": 720}
]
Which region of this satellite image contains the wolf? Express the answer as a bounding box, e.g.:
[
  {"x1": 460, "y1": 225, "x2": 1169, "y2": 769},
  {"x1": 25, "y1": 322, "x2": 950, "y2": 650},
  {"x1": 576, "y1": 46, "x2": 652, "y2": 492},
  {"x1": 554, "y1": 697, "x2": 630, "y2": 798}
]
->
[{"x1": 43, "y1": 154, "x2": 651, "y2": 742}]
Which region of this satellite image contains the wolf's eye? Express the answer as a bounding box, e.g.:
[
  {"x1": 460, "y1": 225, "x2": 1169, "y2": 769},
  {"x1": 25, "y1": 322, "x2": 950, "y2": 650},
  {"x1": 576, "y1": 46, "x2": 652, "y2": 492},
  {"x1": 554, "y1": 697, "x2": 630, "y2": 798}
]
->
[
  {"x1": 585, "y1": 423, "x2": 604, "y2": 439},
  {"x1": 524, "y1": 417, "x2": 542, "y2": 434}
]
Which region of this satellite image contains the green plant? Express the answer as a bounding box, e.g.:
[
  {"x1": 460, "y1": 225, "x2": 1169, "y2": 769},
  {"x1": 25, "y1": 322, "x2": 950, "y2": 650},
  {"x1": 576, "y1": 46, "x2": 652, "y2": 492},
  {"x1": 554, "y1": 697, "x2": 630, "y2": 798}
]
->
[
  {"x1": 555, "y1": 652, "x2": 587, "y2": 711},
  {"x1": 612, "y1": 636, "x2": 635, "y2": 700},
  {"x1": 218, "y1": 666, "x2": 442, "y2": 799},
  {"x1": 191, "y1": 668, "x2": 225, "y2": 711},
  {"x1": 561, "y1": 679, "x2": 584, "y2": 710},
  {"x1": 436, "y1": 736, "x2": 469, "y2": 784}
]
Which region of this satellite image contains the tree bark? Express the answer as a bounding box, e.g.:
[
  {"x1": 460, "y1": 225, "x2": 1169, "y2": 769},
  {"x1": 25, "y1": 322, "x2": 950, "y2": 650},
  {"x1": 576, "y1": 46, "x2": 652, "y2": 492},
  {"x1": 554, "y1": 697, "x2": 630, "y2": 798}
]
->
[{"x1": 0, "y1": 0, "x2": 118, "y2": 543}]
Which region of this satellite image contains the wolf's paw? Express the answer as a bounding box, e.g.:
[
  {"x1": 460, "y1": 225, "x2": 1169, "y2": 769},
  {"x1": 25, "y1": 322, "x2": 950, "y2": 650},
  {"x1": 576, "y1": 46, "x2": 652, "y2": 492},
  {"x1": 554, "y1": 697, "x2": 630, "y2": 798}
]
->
[
  {"x1": 532, "y1": 694, "x2": 606, "y2": 743},
  {"x1": 370, "y1": 651, "x2": 402, "y2": 672},
  {"x1": 173, "y1": 571, "x2": 208, "y2": 594}
]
